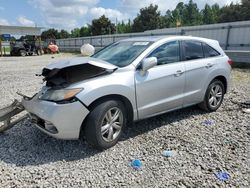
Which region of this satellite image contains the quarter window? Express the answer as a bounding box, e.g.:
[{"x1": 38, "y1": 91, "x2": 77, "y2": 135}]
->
[
  {"x1": 148, "y1": 41, "x2": 180, "y2": 65},
  {"x1": 203, "y1": 43, "x2": 220, "y2": 57},
  {"x1": 183, "y1": 41, "x2": 204, "y2": 60}
]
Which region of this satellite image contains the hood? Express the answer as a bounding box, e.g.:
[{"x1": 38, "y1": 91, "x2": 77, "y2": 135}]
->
[
  {"x1": 46, "y1": 57, "x2": 117, "y2": 70},
  {"x1": 41, "y1": 57, "x2": 118, "y2": 88}
]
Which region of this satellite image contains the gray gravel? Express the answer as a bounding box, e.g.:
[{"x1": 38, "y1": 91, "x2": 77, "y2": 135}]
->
[{"x1": 0, "y1": 54, "x2": 249, "y2": 187}]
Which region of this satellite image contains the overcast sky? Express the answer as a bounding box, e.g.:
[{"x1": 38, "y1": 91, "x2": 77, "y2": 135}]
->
[{"x1": 0, "y1": 0, "x2": 240, "y2": 30}]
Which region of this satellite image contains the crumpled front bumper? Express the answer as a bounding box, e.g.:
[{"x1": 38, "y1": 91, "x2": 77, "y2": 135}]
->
[{"x1": 22, "y1": 94, "x2": 89, "y2": 140}]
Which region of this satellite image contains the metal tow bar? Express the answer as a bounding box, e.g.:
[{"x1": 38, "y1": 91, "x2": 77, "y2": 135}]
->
[
  {"x1": 231, "y1": 99, "x2": 250, "y2": 114},
  {"x1": 0, "y1": 93, "x2": 31, "y2": 133}
]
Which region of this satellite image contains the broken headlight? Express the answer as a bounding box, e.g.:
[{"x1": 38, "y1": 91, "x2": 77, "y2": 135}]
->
[{"x1": 39, "y1": 88, "x2": 83, "y2": 102}]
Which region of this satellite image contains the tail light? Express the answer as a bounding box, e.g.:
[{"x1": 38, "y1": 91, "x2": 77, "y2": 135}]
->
[{"x1": 228, "y1": 59, "x2": 233, "y2": 66}]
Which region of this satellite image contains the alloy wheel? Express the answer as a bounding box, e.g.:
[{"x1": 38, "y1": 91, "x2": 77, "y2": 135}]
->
[
  {"x1": 101, "y1": 107, "x2": 123, "y2": 142},
  {"x1": 208, "y1": 84, "x2": 223, "y2": 108}
]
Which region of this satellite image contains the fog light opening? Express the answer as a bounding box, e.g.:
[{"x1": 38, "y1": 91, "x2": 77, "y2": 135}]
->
[{"x1": 44, "y1": 121, "x2": 58, "y2": 134}]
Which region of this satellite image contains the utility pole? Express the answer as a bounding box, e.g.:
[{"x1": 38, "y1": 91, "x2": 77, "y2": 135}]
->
[
  {"x1": 115, "y1": 18, "x2": 118, "y2": 34},
  {"x1": 0, "y1": 37, "x2": 2, "y2": 56}
]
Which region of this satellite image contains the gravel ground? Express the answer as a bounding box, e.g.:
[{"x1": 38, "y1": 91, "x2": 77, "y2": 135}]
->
[{"x1": 0, "y1": 54, "x2": 249, "y2": 187}]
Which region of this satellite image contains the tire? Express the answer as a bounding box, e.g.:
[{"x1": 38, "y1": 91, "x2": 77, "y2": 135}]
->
[
  {"x1": 199, "y1": 79, "x2": 225, "y2": 112},
  {"x1": 84, "y1": 100, "x2": 127, "y2": 150},
  {"x1": 19, "y1": 50, "x2": 26, "y2": 57},
  {"x1": 37, "y1": 50, "x2": 42, "y2": 56}
]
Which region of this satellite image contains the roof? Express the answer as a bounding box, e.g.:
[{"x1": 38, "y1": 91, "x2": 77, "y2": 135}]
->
[
  {"x1": 0, "y1": 25, "x2": 43, "y2": 35},
  {"x1": 121, "y1": 35, "x2": 216, "y2": 43},
  {"x1": 121, "y1": 35, "x2": 223, "y2": 54},
  {"x1": 122, "y1": 35, "x2": 174, "y2": 42}
]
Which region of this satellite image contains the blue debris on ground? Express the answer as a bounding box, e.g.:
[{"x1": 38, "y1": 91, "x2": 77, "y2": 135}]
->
[
  {"x1": 131, "y1": 159, "x2": 142, "y2": 170},
  {"x1": 215, "y1": 171, "x2": 230, "y2": 181},
  {"x1": 202, "y1": 119, "x2": 215, "y2": 126}
]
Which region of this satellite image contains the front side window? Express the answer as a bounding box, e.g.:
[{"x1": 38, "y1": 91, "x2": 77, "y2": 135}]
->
[
  {"x1": 148, "y1": 41, "x2": 180, "y2": 65},
  {"x1": 183, "y1": 41, "x2": 204, "y2": 60},
  {"x1": 203, "y1": 43, "x2": 220, "y2": 57},
  {"x1": 92, "y1": 41, "x2": 151, "y2": 67}
]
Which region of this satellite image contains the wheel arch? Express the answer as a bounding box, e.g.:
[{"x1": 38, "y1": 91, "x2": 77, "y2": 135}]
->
[
  {"x1": 18, "y1": 48, "x2": 26, "y2": 56},
  {"x1": 212, "y1": 75, "x2": 228, "y2": 93},
  {"x1": 79, "y1": 94, "x2": 134, "y2": 138}
]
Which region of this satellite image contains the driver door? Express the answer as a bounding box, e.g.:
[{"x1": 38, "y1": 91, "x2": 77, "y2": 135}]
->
[{"x1": 135, "y1": 41, "x2": 185, "y2": 119}]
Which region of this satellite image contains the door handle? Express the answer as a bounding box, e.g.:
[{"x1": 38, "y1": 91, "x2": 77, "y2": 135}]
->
[
  {"x1": 206, "y1": 63, "x2": 214, "y2": 68},
  {"x1": 174, "y1": 70, "x2": 184, "y2": 77}
]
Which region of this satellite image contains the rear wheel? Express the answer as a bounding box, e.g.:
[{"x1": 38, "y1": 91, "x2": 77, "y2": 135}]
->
[
  {"x1": 84, "y1": 100, "x2": 127, "y2": 150},
  {"x1": 199, "y1": 79, "x2": 225, "y2": 112},
  {"x1": 19, "y1": 50, "x2": 26, "y2": 57}
]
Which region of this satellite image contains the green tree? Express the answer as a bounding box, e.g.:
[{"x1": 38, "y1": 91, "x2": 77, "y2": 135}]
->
[
  {"x1": 182, "y1": 0, "x2": 202, "y2": 26},
  {"x1": 132, "y1": 4, "x2": 161, "y2": 32},
  {"x1": 41, "y1": 29, "x2": 59, "y2": 40},
  {"x1": 40, "y1": 0, "x2": 250, "y2": 38},
  {"x1": 91, "y1": 15, "x2": 115, "y2": 35},
  {"x1": 58, "y1": 29, "x2": 70, "y2": 39},
  {"x1": 241, "y1": 0, "x2": 250, "y2": 20},
  {"x1": 116, "y1": 20, "x2": 132, "y2": 33},
  {"x1": 80, "y1": 26, "x2": 91, "y2": 37},
  {"x1": 170, "y1": 2, "x2": 185, "y2": 27},
  {"x1": 211, "y1": 4, "x2": 220, "y2": 23},
  {"x1": 71, "y1": 28, "x2": 81, "y2": 38},
  {"x1": 219, "y1": 3, "x2": 242, "y2": 23},
  {"x1": 159, "y1": 14, "x2": 171, "y2": 28},
  {"x1": 202, "y1": 4, "x2": 215, "y2": 24}
]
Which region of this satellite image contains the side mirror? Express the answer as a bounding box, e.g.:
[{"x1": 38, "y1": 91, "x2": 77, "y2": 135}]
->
[{"x1": 140, "y1": 57, "x2": 157, "y2": 73}]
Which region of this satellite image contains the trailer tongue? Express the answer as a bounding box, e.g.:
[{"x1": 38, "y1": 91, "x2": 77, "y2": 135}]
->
[{"x1": 0, "y1": 93, "x2": 30, "y2": 133}]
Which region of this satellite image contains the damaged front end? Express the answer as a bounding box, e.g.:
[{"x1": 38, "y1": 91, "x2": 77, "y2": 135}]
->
[
  {"x1": 41, "y1": 57, "x2": 118, "y2": 88},
  {"x1": 0, "y1": 57, "x2": 117, "y2": 134}
]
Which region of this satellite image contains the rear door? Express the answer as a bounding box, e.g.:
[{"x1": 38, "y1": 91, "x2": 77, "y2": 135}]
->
[
  {"x1": 182, "y1": 40, "x2": 213, "y2": 106},
  {"x1": 135, "y1": 41, "x2": 185, "y2": 119}
]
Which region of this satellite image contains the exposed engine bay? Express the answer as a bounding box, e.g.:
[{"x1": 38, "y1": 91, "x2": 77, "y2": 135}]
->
[{"x1": 40, "y1": 57, "x2": 117, "y2": 87}]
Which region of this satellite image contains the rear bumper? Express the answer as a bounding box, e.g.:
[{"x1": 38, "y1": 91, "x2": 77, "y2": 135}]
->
[{"x1": 22, "y1": 94, "x2": 89, "y2": 140}]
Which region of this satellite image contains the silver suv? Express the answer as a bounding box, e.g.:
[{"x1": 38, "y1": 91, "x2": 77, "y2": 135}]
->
[{"x1": 22, "y1": 36, "x2": 232, "y2": 149}]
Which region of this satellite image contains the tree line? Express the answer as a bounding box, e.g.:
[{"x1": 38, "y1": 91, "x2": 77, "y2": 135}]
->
[{"x1": 41, "y1": 0, "x2": 250, "y2": 40}]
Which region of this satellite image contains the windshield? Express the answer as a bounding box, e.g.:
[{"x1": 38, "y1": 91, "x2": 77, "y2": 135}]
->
[{"x1": 92, "y1": 41, "x2": 151, "y2": 67}]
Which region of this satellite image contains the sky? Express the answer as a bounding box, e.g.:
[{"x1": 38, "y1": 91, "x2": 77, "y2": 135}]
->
[{"x1": 0, "y1": 0, "x2": 240, "y2": 31}]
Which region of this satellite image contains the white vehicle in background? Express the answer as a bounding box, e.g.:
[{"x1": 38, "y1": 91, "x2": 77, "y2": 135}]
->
[{"x1": 0, "y1": 36, "x2": 232, "y2": 150}]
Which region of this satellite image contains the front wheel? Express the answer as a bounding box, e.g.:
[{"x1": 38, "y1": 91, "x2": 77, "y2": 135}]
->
[
  {"x1": 84, "y1": 100, "x2": 127, "y2": 150},
  {"x1": 37, "y1": 50, "x2": 42, "y2": 56},
  {"x1": 199, "y1": 79, "x2": 225, "y2": 112}
]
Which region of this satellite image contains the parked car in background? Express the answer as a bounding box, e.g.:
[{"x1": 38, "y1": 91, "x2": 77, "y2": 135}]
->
[
  {"x1": 21, "y1": 36, "x2": 232, "y2": 149},
  {"x1": 10, "y1": 41, "x2": 42, "y2": 56}
]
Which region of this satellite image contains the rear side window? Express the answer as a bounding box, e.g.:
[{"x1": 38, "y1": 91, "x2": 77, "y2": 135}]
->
[
  {"x1": 148, "y1": 41, "x2": 180, "y2": 65},
  {"x1": 203, "y1": 43, "x2": 220, "y2": 57},
  {"x1": 183, "y1": 41, "x2": 204, "y2": 60}
]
